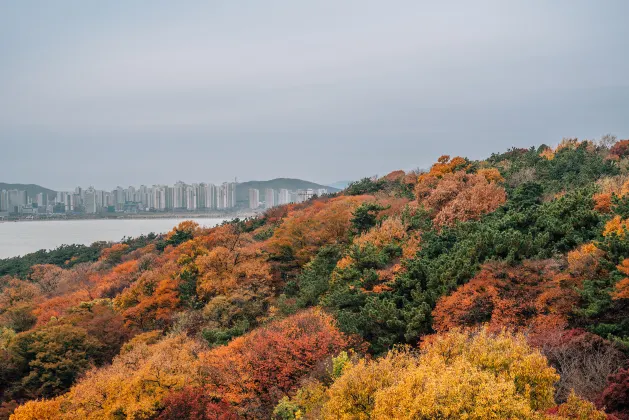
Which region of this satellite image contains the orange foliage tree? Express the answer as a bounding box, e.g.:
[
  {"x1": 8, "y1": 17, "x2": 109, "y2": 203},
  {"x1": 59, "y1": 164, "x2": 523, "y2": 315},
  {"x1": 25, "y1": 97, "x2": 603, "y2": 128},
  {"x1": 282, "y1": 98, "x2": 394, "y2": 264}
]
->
[
  {"x1": 432, "y1": 260, "x2": 579, "y2": 335},
  {"x1": 99, "y1": 243, "x2": 130, "y2": 265},
  {"x1": 415, "y1": 158, "x2": 506, "y2": 227},
  {"x1": 266, "y1": 195, "x2": 372, "y2": 266}
]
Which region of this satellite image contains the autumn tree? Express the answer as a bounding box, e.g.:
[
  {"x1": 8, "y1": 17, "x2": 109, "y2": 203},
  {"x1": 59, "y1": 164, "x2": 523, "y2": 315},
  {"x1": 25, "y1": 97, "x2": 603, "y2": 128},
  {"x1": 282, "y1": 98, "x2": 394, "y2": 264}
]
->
[
  {"x1": 418, "y1": 170, "x2": 507, "y2": 227},
  {"x1": 322, "y1": 328, "x2": 562, "y2": 419},
  {"x1": 200, "y1": 309, "x2": 349, "y2": 417},
  {"x1": 432, "y1": 260, "x2": 578, "y2": 334},
  {"x1": 7, "y1": 324, "x2": 102, "y2": 398},
  {"x1": 157, "y1": 387, "x2": 238, "y2": 420},
  {"x1": 597, "y1": 367, "x2": 629, "y2": 420},
  {"x1": 10, "y1": 334, "x2": 204, "y2": 419},
  {"x1": 99, "y1": 243, "x2": 130, "y2": 266},
  {"x1": 0, "y1": 278, "x2": 39, "y2": 332},
  {"x1": 266, "y1": 196, "x2": 372, "y2": 267},
  {"x1": 27, "y1": 265, "x2": 64, "y2": 296}
]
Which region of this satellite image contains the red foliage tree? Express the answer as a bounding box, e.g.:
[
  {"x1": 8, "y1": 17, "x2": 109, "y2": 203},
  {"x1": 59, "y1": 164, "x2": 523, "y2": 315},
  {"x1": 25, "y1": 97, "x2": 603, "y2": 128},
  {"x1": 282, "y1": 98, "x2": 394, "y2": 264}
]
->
[
  {"x1": 157, "y1": 387, "x2": 238, "y2": 420},
  {"x1": 609, "y1": 140, "x2": 629, "y2": 159},
  {"x1": 598, "y1": 368, "x2": 629, "y2": 420},
  {"x1": 200, "y1": 309, "x2": 349, "y2": 417}
]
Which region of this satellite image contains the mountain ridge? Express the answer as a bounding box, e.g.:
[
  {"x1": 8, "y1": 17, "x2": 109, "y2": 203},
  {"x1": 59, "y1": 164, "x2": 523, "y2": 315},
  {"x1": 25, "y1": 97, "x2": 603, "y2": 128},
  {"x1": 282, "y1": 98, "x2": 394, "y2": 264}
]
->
[
  {"x1": 236, "y1": 177, "x2": 339, "y2": 205},
  {"x1": 0, "y1": 183, "x2": 56, "y2": 198}
]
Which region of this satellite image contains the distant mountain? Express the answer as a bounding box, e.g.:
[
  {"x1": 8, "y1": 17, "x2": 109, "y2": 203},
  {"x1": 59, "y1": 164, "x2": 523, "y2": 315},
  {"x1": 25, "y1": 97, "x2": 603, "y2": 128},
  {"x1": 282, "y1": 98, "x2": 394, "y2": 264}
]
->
[
  {"x1": 0, "y1": 183, "x2": 56, "y2": 199},
  {"x1": 327, "y1": 180, "x2": 352, "y2": 190},
  {"x1": 236, "y1": 178, "x2": 339, "y2": 205}
]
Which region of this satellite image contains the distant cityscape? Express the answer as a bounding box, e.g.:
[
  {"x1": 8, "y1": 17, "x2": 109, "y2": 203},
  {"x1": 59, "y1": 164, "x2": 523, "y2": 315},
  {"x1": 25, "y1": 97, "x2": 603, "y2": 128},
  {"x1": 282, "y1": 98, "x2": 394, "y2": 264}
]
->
[{"x1": 0, "y1": 182, "x2": 329, "y2": 217}]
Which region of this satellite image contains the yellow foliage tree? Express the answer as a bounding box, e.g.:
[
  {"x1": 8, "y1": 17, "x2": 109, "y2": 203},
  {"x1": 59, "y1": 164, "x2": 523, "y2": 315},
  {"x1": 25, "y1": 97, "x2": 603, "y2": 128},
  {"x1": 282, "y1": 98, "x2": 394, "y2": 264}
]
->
[
  {"x1": 11, "y1": 335, "x2": 204, "y2": 420},
  {"x1": 603, "y1": 215, "x2": 629, "y2": 237},
  {"x1": 10, "y1": 398, "x2": 62, "y2": 420},
  {"x1": 322, "y1": 328, "x2": 561, "y2": 420}
]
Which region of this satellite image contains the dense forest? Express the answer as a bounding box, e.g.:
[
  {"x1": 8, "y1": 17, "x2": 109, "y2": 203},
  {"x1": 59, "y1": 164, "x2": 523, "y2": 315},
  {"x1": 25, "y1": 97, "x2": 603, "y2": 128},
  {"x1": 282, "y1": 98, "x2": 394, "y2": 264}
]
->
[{"x1": 1, "y1": 137, "x2": 629, "y2": 419}]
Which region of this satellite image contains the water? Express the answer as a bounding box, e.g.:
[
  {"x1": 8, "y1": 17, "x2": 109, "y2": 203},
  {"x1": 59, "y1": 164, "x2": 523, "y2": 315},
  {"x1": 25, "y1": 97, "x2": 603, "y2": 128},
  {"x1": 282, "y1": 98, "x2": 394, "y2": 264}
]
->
[{"x1": 0, "y1": 218, "x2": 228, "y2": 259}]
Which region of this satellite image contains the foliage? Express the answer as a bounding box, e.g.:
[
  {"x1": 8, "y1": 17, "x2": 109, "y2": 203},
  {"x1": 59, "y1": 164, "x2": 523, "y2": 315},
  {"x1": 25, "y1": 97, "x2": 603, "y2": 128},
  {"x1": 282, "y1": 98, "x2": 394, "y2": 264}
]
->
[
  {"x1": 0, "y1": 244, "x2": 104, "y2": 279},
  {"x1": 266, "y1": 196, "x2": 371, "y2": 266},
  {"x1": 157, "y1": 387, "x2": 238, "y2": 420},
  {"x1": 6, "y1": 139, "x2": 629, "y2": 417},
  {"x1": 200, "y1": 309, "x2": 349, "y2": 417},
  {"x1": 350, "y1": 202, "x2": 388, "y2": 235},
  {"x1": 11, "y1": 335, "x2": 204, "y2": 419},
  {"x1": 321, "y1": 328, "x2": 560, "y2": 419},
  {"x1": 345, "y1": 177, "x2": 386, "y2": 196},
  {"x1": 7, "y1": 324, "x2": 103, "y2": 399},
  {"x1": 597, "y1": 368, "x2": 629, "y2": 420}
]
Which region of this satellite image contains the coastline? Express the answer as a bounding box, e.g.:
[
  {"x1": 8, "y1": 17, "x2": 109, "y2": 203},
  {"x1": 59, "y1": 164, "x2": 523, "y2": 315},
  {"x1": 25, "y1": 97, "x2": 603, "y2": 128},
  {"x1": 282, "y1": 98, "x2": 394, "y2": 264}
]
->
[{"x1": 0, "y1": 211, "x2": 260, "y2": 223}]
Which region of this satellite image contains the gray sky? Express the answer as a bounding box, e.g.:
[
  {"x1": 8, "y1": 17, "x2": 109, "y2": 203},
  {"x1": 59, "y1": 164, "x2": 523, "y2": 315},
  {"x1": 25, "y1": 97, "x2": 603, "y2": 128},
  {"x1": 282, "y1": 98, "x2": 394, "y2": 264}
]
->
[{"x1": 1, "y1": 1, "x2": 628, "y2": 190}]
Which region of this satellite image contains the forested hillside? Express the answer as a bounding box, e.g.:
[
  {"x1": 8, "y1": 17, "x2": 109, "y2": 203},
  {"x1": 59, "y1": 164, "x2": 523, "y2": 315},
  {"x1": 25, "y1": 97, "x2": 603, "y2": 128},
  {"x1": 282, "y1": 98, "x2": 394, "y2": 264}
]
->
[{"x1": 2, "y1": 138, "x2": 629, "y2": 419}]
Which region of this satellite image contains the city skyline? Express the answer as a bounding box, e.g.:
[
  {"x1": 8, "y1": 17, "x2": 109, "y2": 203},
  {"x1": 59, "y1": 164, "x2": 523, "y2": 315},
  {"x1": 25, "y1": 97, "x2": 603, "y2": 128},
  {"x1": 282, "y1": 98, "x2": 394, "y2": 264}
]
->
[{"x1": 1, "y1": 180, "x2": 331, "y2": 216}]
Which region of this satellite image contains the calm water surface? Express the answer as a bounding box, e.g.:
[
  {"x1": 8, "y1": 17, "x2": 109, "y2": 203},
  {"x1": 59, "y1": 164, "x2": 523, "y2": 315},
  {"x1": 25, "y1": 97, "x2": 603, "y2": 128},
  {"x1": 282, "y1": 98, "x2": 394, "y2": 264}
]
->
[{"x1": 0, "y1": 218, "x2": 227, "y2": 259}]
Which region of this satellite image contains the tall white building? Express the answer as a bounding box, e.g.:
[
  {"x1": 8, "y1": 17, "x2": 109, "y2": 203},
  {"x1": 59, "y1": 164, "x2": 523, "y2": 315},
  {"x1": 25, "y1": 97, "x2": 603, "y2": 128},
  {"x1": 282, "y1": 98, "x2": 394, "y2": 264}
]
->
[
  {"x1": 278, "y1": 189, "x2": 290, "y2": 205},
  {"x1": 205, "y1": 184, "x2": 217, "y2": 209},
  {"x1": 218, "y1": 182, "x2": 236, "y2": 209},
  {"x1": 84, "y1": 188, "x2": 97, "y2": 214},
  {"x1": 174, "y1": 181, "x2": 187, "y2": 209},
  {"x1": 265, "y1": 188, "x2": 278, "y2": 209},
  {"x1": 249, "y1": 189, "x2": 260, "y2": 209},
  {"x1": 0, "y1": 190, "x2": 8, "y2": 211}
]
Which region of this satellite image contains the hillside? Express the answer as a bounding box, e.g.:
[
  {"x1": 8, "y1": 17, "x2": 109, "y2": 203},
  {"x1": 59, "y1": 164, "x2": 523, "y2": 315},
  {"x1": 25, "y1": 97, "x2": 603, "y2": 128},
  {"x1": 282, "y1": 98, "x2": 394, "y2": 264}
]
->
[
  {"x1": 0, "y1": 183, "x2": 56, "y2": 199},
  {"x1": 235, "y1": 177, "x2": 339, "y2": 205},
  {"x1": 2, "y1": 138, "x2": 629, "y2": 419}
]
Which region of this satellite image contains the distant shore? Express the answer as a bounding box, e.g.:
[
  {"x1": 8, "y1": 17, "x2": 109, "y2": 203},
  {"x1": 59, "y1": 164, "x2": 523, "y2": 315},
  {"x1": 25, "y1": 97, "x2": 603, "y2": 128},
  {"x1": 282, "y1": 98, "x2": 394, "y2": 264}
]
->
[{"x1": 0, "y1": 211, "x2": 260, "y2": 223}]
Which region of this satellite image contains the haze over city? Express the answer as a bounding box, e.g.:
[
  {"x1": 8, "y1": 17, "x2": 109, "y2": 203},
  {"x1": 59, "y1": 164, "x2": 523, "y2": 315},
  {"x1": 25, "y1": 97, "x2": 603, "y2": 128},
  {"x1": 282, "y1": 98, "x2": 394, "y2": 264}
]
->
[{"x1": 2, "y1": 1, "x2": 629, "y2": 190}]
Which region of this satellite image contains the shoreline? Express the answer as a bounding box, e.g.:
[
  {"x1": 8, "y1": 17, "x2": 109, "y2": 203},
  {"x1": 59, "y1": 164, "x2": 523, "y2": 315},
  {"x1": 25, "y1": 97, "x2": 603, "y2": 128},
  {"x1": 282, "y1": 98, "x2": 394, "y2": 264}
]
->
[{"x1": 0, "y1": 212, "x2": 260, "y2": 223}]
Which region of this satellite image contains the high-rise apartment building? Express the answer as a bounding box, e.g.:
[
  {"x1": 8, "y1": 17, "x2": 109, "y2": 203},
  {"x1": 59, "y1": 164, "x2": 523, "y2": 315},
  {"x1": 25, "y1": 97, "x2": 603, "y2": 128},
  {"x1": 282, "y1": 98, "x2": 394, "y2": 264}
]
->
[
  {"x1": 265, "y1": 188, "x2": 278, "y2": 209},
  {"x1": 0, "y1": 190, "x2": 8, "y2": 211},
  {"x1": 218, "y1": 182, "x2": 236, "y2": 209},
  {"x1": 249, "y1": 189, "x2": 260, "y2": 209},
  {"x1": 84, "y1": 188, "x2": 97, "y2": 214}
]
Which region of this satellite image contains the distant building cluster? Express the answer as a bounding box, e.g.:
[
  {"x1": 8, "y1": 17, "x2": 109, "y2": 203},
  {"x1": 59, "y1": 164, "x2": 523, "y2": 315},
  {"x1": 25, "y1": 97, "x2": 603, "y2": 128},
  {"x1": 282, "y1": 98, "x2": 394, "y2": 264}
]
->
[
  {"x1": 0, "y1": 182, "x2": 237, "y2": 215},
  {"x1": 248, "y1": 188, "x2": 328, "y2": 209}
]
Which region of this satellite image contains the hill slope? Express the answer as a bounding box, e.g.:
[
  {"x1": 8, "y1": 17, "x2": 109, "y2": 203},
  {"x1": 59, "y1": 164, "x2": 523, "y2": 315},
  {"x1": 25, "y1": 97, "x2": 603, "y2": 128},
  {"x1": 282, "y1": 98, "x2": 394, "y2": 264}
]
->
[
  {"x1": 4, "y1": 139, "x2": 629, "y2": 419},
  {"x1": 236, "y1": 178, "x2": 339, "y2": 205},
  {"x1": 0, "y1": 183, "x2": 56, "y2": 199}
]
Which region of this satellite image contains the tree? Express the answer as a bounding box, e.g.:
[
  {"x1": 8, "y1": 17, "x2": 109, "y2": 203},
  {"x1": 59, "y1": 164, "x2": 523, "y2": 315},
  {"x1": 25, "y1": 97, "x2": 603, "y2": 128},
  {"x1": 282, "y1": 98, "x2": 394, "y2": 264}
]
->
[
  {"x1": 166, "y1": 221, "x2": 200, "y2": 246},
  {"x1": 27, "y1": 265, "x2": 64, "y2": 296},
  {"x1": 99, "y1": 243, "x2": 130, "y2": 265},
  {"x1": 10, "y1": 335, "x2": 204, "y2": 419},
  {"x1": 418, "y1": 171, "x2": 507, "y2": 228},
  {"x1": 200, "y1": 309, "x2": 349, "y2": 417},
  {"x1": 8, "y1": 324, "x2": 102, "y2": 398},
  {"x1": 609, "y1": 139, "x2": 629, "y2": 158},
  {"x1": 267, "y1": 196, "x2": 371, "y2": 267},
  {"x1": 350, "y1": 202, "x2": 387, "y2": 235},
  {"x1": 432, "y1": 260, "x2": 578, "y2": 334},
  {"x1": 322, "y1": 328, "x2": 562, "y2": 419},
  {"x1": 157, "y1": 387, "x2": 238, "y2": 420},
  {"x1": 294, "y1": 245, "x2": 342, "y2": 308},
  {"x1": 597, "y1": 368, "x2": 629, "y2": 420}
]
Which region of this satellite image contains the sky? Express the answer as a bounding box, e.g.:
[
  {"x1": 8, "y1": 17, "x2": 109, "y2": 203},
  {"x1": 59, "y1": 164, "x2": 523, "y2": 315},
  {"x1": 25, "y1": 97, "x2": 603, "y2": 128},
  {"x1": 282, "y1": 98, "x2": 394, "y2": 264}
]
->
[{"x1": 1, "y1": 1, "x2": 629, "y2": 190}]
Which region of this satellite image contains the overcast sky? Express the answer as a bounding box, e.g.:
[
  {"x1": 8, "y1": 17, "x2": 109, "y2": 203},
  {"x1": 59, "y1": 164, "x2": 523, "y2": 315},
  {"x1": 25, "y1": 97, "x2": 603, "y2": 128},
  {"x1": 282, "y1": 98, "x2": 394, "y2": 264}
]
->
[{"x1": 1, "y1": 1, "x2": 628, "y2": 190}]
